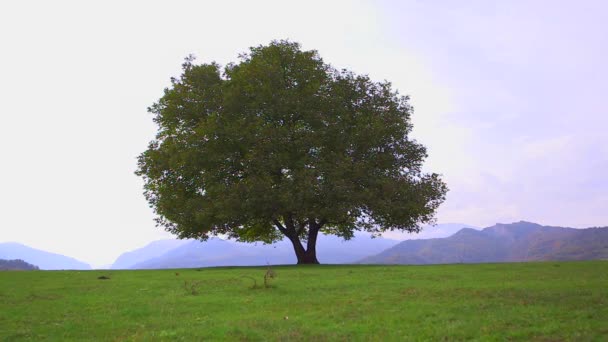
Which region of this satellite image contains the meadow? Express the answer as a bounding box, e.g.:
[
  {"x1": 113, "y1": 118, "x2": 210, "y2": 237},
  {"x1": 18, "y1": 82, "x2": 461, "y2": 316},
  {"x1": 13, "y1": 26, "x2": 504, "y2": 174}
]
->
[{"x1": 1, "y1": 262, "x2": 607, "y2": 341}]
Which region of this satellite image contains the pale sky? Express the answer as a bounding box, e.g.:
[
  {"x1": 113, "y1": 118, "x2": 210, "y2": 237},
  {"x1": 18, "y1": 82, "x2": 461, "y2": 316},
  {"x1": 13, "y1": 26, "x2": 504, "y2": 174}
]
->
[{"x1": 1, "y1": 1, "x2": 606, "y2": 267}]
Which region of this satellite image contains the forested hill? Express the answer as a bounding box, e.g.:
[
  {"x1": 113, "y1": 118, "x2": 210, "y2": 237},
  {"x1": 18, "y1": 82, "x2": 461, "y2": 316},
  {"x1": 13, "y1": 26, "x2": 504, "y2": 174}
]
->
[
  {"x1": 0, "y1": 259, "x2": 39, "y2": 270},
  {"x1": 360, "y1": 221, "x2": 608, "y2": 264}
]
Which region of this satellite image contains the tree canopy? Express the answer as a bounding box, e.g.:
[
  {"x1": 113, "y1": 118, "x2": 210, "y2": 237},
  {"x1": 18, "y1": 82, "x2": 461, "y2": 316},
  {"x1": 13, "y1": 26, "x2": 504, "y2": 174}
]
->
[{"x1": 137, "y1": 40, "x2": 448, "y2": 264}]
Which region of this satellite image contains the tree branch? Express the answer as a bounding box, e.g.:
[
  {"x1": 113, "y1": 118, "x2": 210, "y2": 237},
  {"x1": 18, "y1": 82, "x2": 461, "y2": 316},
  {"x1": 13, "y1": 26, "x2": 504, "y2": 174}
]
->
[
  {"x1": 272, "y1": 219, "x2": 288, "y2": 235},
  {"x1": 296, "y1": 220, "x2": 306, "y2": 236},
  {"x1": 283, "y1": 213, "x2": 299, "y2": 238}
]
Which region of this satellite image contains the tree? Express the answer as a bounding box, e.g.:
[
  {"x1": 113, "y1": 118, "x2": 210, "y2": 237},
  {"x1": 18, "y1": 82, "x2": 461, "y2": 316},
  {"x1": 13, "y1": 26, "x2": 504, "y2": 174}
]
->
[{"x1": 136, "y1": 40, "x2": 448, "y2": 264}]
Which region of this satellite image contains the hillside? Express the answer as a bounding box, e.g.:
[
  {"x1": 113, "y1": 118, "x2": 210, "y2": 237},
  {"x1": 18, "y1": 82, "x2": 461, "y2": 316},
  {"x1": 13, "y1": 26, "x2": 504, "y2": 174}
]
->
[
  {"x1": 0, "y1": 243, "x2": 91, "y2": 270},
  {"x1": 361, "y1": 221, "x2": 608, "y2": 264},
  {"x1": 382, "y1": 223, "x2": 479, "y2": 240},
  {"x1": 111, "y1": 239, "x2": 191, "y2": 269},
  {"x1": 0, "y1": 259, "x2": 39, "y2": 270}
]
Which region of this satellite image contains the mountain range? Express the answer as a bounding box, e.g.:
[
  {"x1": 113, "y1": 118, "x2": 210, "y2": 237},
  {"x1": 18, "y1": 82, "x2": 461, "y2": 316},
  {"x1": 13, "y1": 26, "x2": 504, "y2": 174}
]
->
[
  {"x1": 0, "y1": 242, "x2": 91, "y2": 270},
  {"x1": 3, "y1": 221, "x2": 606, "y2": 270},
  {"x1": 360, "y1": 221, "x2": 608, "y2": 264},
  {"x1": 112, "y1": 233, "x2": 399, "y2": 269},
  {"x1": 381, "y1": 223, "x2": 479, "y2": 240},
  {"x1": 111, "y1": 223, "x2": 477, "y2": 269},
  {"x1": 111, "y1": 239, "x2": 191, "y2": 269}
]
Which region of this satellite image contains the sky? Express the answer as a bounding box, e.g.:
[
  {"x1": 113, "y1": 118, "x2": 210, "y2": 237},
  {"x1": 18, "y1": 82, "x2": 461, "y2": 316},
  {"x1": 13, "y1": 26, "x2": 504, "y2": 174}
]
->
[{"x1": 0, "y1": 1, "x2": 606, "y2": 267}]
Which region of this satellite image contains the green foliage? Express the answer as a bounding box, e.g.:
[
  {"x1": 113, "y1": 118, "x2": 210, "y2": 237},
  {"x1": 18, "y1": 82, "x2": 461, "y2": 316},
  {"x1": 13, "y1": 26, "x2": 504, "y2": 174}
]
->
[
  {"x1": 1, "y1": 263, "x2": 607, "y2": 340},
  {"x1": 136, "y1": 40, "x2": 448, "y2": 263}
]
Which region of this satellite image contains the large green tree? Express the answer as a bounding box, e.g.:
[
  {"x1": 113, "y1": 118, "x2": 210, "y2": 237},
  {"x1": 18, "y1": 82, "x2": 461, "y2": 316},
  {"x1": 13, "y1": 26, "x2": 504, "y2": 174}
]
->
[{"x1": 137, "y1": 41, "x2": 448, "y2": 264}]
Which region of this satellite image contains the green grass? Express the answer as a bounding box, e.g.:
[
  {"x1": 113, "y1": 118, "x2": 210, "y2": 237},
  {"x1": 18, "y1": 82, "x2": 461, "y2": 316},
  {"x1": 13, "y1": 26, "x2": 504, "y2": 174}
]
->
[{"x1": 1, "y1": 262, "x2": 607, "y2": 341}]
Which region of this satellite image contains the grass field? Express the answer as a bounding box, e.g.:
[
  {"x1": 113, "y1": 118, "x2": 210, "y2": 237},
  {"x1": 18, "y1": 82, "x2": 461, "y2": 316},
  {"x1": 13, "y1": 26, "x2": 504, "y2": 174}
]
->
[{"x1": 1, "y1": 262, "x2": 607, "y2": 341}]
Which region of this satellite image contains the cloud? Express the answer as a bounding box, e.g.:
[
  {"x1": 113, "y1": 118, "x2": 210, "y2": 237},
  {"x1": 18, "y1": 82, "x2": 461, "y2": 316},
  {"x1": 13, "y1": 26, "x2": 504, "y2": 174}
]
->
[{"x1": 377, "y1": 1, "x2": 608, "y2": 228}]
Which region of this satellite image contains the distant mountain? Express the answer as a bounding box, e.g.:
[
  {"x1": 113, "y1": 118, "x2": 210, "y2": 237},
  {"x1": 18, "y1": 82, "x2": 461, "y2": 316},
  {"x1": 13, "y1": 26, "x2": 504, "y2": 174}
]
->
[
  {"x1": 0, "y1": 259, "x2": 39, "y2": 271},
  {"x1": 317, "y1": 234, "x2": 400, "y2": 264},
  {"x1": 360, "y1": 221, "x2": 608, "y2": 264},
  {"x1": 0, "y1": 243, "x2": 91, "y2": 270},
  {"x1": 383, "y1": 223, "x2": 480, "y2": 240},
  {"x1": 130, "y1": 233, "x2": 399, "y2": 269},
  {"x1": 125, "y1": 224, "x2": 478, "y2": 269},
  {"x1": 132, "y1": 238, "x2": 290, "y2": 269},
  {"x1": 111, "y1": 239, "x2": 191, "y2": 269}
]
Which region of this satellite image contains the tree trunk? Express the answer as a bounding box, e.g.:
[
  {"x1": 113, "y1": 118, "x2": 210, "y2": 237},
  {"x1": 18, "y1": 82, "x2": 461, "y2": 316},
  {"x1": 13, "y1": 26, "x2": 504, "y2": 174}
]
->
[
  {"x1": 301, "y1": 220, "x2": 320, "y2": 264},
  {"x1": 287, "y1": 234, "x2": 319, "y2": 264},
  {"x1": 274, "y1": 217, "x2": 322, "y2": 265},
  {"x1": 296, "y1": 248, "x2": 319, "y2": 264}
]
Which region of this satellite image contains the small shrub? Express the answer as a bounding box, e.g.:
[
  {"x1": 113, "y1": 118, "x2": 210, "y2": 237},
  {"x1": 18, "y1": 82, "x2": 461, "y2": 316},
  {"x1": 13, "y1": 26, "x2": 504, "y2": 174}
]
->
[
  {"x1": 264, "y1": 266, "x2": 276, "y2": 288},
  {"x1": 241, "y1": 266, "x2": 277, "y2": 290},
  {"x1": 183, "y1": 280, "x2": 202, "y2": 295}
]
